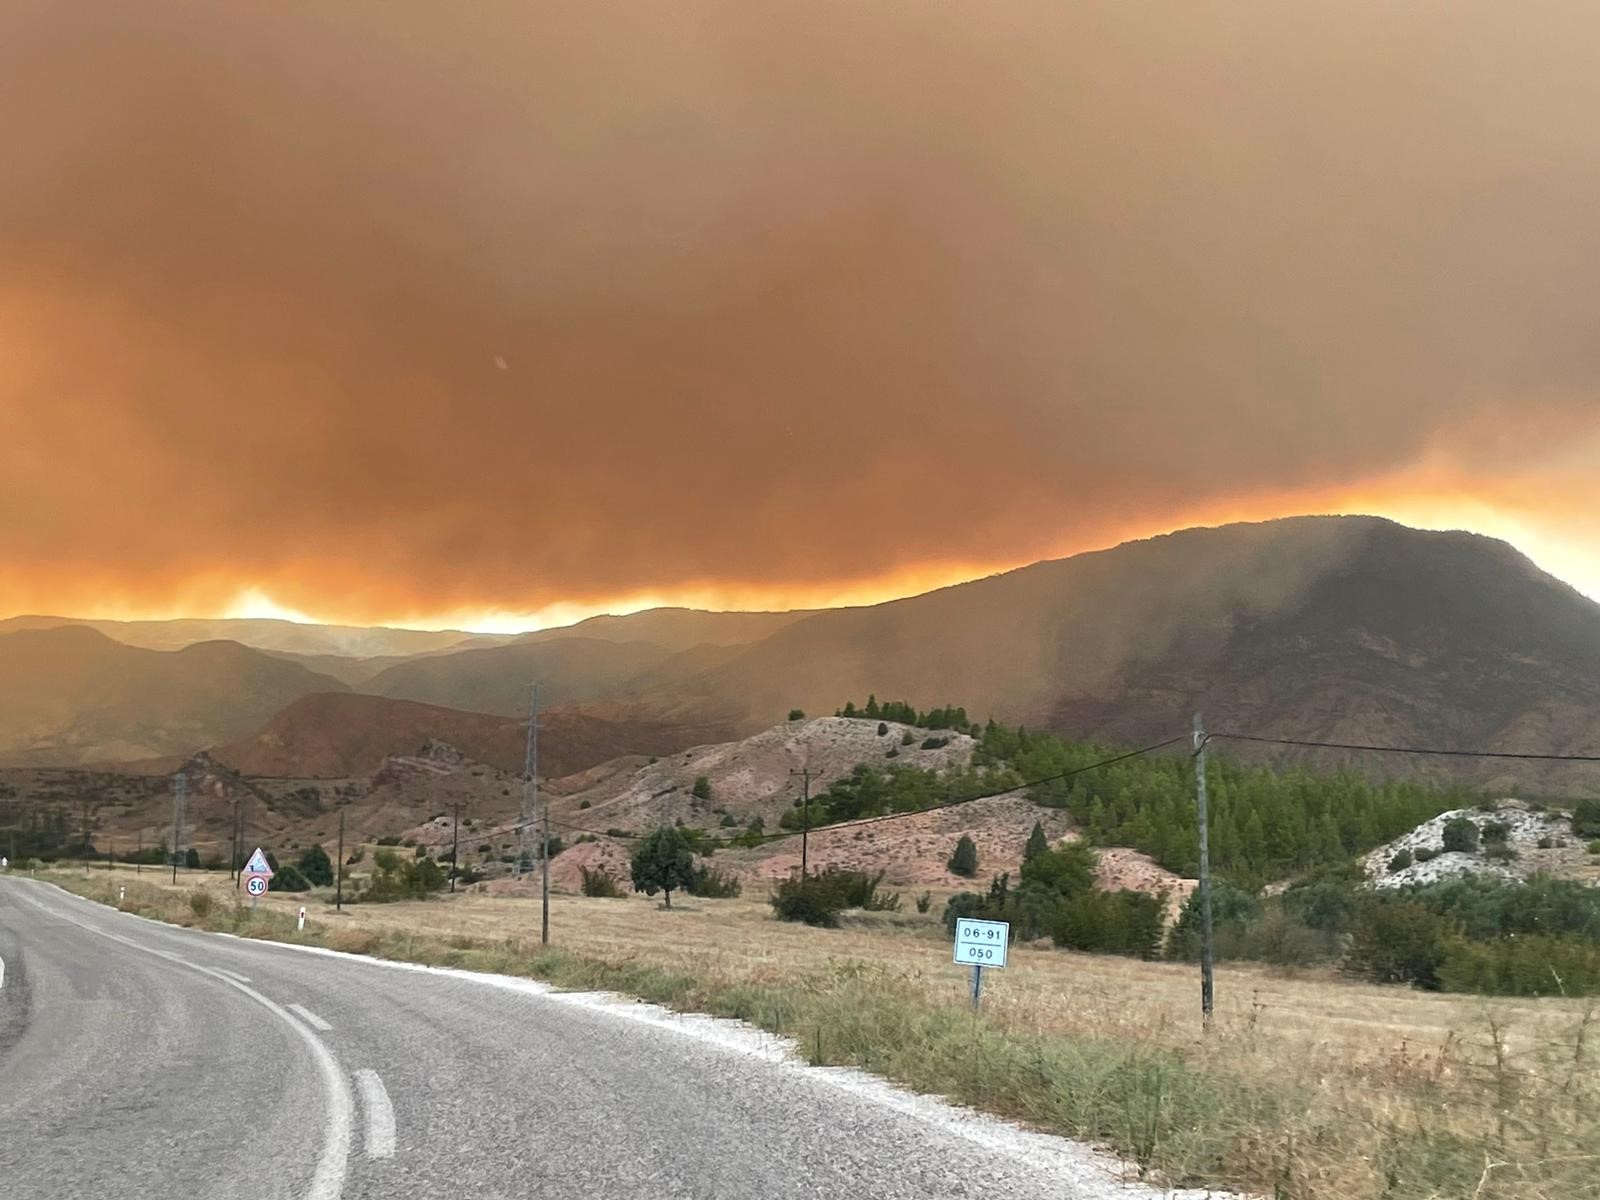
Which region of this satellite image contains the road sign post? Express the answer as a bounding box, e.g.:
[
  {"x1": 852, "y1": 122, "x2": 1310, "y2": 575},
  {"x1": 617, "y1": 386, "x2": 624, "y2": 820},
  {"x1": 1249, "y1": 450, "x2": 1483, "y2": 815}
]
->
[
  {"x1": 242, "y1": 847, "x2": 274, "y2": 911},
  {"x1": 953, "y1": 917, "x2": 1009, "y2": 1011}
]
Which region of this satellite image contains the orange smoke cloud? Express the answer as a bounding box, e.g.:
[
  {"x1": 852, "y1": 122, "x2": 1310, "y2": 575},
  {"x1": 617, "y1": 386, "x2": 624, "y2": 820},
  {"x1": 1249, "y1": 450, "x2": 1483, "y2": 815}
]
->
[{"x1": 3, "y1": 2, "x2": 1600, "y2": 628}]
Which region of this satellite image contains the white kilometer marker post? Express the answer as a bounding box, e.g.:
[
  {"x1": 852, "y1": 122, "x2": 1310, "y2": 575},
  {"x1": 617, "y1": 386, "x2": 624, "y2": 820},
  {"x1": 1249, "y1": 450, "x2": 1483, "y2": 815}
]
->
[
  {"x1": 952, "y1": 917, "x2": 1009, "y2": 1011},
  {"x1": 298, "y1": 907, "x2": 307, "y2": 931},
  {"x1": 354, "y1": 1070, "x2": 396, "y2": 1159}
]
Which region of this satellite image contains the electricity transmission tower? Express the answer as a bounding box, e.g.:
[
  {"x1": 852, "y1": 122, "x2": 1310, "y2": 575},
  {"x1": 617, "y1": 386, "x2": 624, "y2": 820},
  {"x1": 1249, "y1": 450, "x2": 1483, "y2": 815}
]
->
[{"x1": 518, "y1": 684, "x2": 540, "y2": 878}]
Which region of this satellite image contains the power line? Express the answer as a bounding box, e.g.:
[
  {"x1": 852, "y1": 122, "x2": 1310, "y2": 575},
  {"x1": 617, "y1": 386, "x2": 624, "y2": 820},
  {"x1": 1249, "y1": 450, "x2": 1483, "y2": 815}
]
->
[{"x1": 1211, "y1": 732, "x2": 1600, "y2": 762}]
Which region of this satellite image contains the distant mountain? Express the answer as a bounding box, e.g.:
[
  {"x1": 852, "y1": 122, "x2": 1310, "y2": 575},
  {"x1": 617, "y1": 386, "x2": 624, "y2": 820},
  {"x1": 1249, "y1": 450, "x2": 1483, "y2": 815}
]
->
[
  {"x1": 0, "y1": 615, "x2": 491, "y2": 658},
  {"x1": 209, "y1": 692, "x2": 725, "y2": 779},
  {"x1": 517, "y1": 608, "x2": 810, "y2": 653},
  {"x1": 0, "y1": 626, "x2": 350, "y2": 764},
  {"x1": 362, "y1": 637, "x2": 685, "y2": 716}
]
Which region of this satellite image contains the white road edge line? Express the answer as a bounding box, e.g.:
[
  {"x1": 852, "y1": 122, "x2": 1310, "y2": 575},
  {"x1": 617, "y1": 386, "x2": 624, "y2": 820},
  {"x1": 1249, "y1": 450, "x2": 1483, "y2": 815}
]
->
[
  {"x1": 0, "y1": 951, "x2": 6, "y2": 990},
  {"x1": 289, "y1": 1003, "x2": 334, "y2": 1032},
  {"x1": 354, "y1": 1069, "x2": 397, "y2": 1159},
  {"x1": 213, "y1": 967, "x2": 251, "y2": 984},
  {"x1": 10, "y1": 886, "x2": 353, "y2": 1200}
]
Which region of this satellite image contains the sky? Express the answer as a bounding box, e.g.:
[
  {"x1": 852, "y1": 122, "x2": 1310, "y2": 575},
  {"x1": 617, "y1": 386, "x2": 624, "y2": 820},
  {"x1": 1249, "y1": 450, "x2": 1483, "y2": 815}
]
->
[{"x1": 3, "y1": 1, "x2": 1599, "y2": 632}]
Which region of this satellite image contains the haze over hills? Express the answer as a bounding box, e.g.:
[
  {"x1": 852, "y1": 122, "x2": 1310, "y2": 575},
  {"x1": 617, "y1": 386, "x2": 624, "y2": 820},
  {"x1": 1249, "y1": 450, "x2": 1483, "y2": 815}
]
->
[
  {"x1": 0, "y1": 626, "x2": 350, "y2": 765},
  {"x1": 0, "y1": 615, "x2": 494, "y2": 658},
  {"x1": 5, "y1": 517, "x2": 1600, "y2": 793}
]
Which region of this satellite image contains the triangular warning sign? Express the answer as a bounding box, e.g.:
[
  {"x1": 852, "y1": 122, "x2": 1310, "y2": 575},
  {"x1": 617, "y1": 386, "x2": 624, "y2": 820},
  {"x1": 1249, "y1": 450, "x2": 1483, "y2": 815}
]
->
[{"x1": 243, "y1": 847, "x2": 273, "y2": 876}]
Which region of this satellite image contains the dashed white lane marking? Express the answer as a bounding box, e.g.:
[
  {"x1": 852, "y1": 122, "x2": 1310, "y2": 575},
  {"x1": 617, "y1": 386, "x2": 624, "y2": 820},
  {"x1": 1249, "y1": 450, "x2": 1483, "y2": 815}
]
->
[
  {"x1": 289, "y1": 1003, "x2": 333, "y2": 1032},
  {"x1": 213, "y1": 967, "x2": 251, "y2": 984},
  {"x1": 0, "y1": 952, "x2": 6, "y2": 990},
  {"x1": 354, "y1": 1069, "x2": 397, "y2": 1159},
  {"x1": 11, "y1": 886, "x2": 353, "y2": 1200}
]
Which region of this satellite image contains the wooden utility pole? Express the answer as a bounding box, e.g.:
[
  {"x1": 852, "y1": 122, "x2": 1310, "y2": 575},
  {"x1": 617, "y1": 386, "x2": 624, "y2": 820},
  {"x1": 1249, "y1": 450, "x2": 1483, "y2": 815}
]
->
[
  {"x1": 789, "y1": 767, "x2": 816, "y2": 876},
  {"x1": 335, "y1": 809, "x2": 345, "y2": 913},
  {"x1": 1193, "y1": 712, "x2": 1216, "y2": 1031},
  {"x1": 449, "y1": 802, "x2": 461, "y2": 894}
]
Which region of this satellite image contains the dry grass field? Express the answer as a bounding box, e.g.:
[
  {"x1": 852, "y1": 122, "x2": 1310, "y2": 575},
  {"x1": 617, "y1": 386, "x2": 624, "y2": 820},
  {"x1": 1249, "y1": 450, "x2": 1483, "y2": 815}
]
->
[{"x1": 38, "y1": 864, "x2": 1600, "y2": 1200}]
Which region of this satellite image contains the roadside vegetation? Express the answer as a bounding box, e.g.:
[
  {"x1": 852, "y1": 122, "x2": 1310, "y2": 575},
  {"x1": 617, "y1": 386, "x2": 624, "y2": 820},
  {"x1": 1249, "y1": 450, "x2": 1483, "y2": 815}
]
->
[{"x1": 34, "y1": 865, "x2": 1599, "y2": 1200}]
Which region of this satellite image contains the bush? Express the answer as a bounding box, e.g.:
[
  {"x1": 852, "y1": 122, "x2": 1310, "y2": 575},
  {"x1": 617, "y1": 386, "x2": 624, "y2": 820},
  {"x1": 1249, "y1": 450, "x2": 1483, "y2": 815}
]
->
[
  {"x1": 184, "y1": 848, "x2": 201, "y2": 869},
  {"x1": 947, "y1": 834, "x2": 979, "y2": 878},
  {"x1": 1537, "y1": 836, "x2": 1554, "y2": 850},
  {"x1": 578, "y1": 800, "x2": 591, "y2": 810},
  {"x1": 719, "y1": 814, "x2": 738, "y2": 828},
  {"x1": 877, "y1": 722, "x2": 889, "y2": 736},
  {"x1": 787, "y1": 709, "x2": 805, "y2": 721},
  {"x1": 687, "y1": 864, "x2": 742, "y2": 899},
  {"x1": 1344, "y1": 899, "x2": 1451, "y2": 989},
  {"x1": 691, "y1": 776, "x2": 712, "y2": 801},
  {"x1": 295, "y1": 844, "x2": 334, "y2": 887},
  {"x1": 1415, "y1": 846, "x2": 1439, "y2": 863},
  {"x1": 357, "y1": 854, "x2": 444, "y2": 902},
  {"x1": 900, "y1": 731, "x2": 915, "y2": 746},
  {"x1": 1051, "y1": 889, "x2": 1164, "y2": 959},
  {"x1": 1481, "y1": 820, "x2": 1511, "y2": 846},
  {"x1": 920, "y1": 737, "x2": 950, "y2": 750},
  {"x1": 1024, "y1": 821, "x2": 1050, "y2": 862},
  {"x1": 1572, "y1": 799, "x2": 1600, "y2": 839},
  {"x1": 915, "y1": 891, "x2": 932, "y2": 914},
  {"x1": 885, "y1": 747, "x2": 900, "y2": 759},
  {"x1": 272, "y1": 863, "x2": 312, "y2": 892},
  {"x1": 770, "y1": 868, "x2": 891, "y2": 927},
  {"x1": 1388, "y1": 849, "x2": 1413, "y2": 872},
  {"x1": 1442, "y1": 817, "x2": 1480, "y2": 853},
  {"x1": 630, "y1": 827, "x2": 697, "y2": 908},
  {"x1": 579, "y1": 866, "x2": 625, "y2": 898},
  {"x1": 188, "y1": 890, "x2": 214, "y2": 918},
  {"x1": 1589, "y1": 841, "x2": 1600, "y2": 856},
  {"x1": 1438, "y1": 933, "x2": 1600, "y2": 996}
]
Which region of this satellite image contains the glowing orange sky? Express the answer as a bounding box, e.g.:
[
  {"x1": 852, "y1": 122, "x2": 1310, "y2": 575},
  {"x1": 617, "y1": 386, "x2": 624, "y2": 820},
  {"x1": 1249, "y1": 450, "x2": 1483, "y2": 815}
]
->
[{"x1": 3, "y1": 2, "x2": 1599, "y2": 633}]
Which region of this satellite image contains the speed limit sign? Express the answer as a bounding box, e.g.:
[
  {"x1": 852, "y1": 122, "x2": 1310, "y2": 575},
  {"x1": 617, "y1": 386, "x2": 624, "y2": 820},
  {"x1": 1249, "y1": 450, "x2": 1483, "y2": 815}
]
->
[{"x1": 245, "y1": 874, "x2": 268, "y2": 897}]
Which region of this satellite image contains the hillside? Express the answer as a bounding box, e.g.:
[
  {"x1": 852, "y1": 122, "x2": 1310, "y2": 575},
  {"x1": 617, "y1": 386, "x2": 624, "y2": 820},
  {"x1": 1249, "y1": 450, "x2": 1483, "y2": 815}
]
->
[
  {"x1": 208, "y1": 692, "x2": 730, "y2": 780},
  {"x1": 0, "y1": 626, "x2": 351, "y2": 765},
  {"x1": 0, "y1": 615, "x2": 492, "y2": 658}
]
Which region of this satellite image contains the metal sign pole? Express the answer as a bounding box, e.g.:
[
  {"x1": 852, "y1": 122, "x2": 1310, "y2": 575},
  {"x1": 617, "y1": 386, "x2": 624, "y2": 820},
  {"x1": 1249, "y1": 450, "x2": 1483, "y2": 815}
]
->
[{"x1": 970, "y1": 964, "x2": 983, "y2": 1011}]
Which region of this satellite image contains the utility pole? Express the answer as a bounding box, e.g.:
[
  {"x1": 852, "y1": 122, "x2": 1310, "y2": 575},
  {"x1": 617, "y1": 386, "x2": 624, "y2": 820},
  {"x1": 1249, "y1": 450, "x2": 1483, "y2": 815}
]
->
[
  {"x1": 81, "y1": 796, "x2": 92, "y2": 863},
  {"x1": 789, "y1": 767, "x2": 816, "y2": 876},
  {"x1": 518, "y1": 684, "x2": 539, "y2": 880},
  {"x1": 1192, "y1": 712, "x2": 1216, "y2": 1031},
  {"x1": 335, "y1": 809, "x2": 345, "y2": 913},
  {"x1": 229, "y1": 799, "x2": 240, "y2": 883},
  {"x1": 170, "y1": 773, "x2": 186, "y2": 885},
  {"x1": 449, "y1": 802, "x2": 461, "y2": 894},
  {"x1": 136, "y1": 830, "x2": 142, "y2": 875}
]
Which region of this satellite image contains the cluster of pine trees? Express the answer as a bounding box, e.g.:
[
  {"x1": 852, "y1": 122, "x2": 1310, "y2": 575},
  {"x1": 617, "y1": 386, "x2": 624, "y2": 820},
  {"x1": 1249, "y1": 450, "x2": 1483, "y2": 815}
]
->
[{"x1": 835, "y1": 696, "x2": 975, "y2": 731}]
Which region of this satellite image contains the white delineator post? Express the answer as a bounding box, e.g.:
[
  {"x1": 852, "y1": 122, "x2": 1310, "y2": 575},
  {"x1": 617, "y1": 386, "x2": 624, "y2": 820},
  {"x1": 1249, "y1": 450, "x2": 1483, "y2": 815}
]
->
[{"x1": 298, "y1": 907, "x2": 307, "y2": 931}]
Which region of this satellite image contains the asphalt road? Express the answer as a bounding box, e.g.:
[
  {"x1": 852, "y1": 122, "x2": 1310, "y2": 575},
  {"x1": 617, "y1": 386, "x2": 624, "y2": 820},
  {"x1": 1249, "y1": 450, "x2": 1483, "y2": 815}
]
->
[{"x1": 0, "y1": 877, "x2": 1190, "y2": 1200}]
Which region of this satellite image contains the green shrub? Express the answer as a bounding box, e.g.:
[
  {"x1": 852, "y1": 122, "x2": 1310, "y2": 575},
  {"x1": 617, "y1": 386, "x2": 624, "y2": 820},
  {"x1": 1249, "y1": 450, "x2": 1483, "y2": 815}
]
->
[
  {"x1": 1589, "y1": 840, "x2": 1600, "y2": 856},
  {"x1": 1051, "y1": 889, "x2": 1164, "y2": 959},
  {"x1": 691, "y1": 776, "x2": 712, "y2": 801},
  {"x1": 687, "y1": 865, "x2": 742, "y2": 899},
  {"x1": 184, "y1": 848, "x2": 201, "y2": 869},
  {"x1": 1024, "y1": 821, "x2": 1050, "y2": 862},
  {"x1": 915, "y1": 891, "x2": 932, "y2": 914},
  {"x1": 770, "y1": 868, "x2": 891, "y2": 926},
  {"x1": 579, "y1": 866, "x2": 625, "y2": 898},
  {"x1": 719, "y1": 814, "x2": 738, "y2": 828},
  {"x1": 920, "y1": 736, "x2": 950, "y2": 750},
  {"x1": 1388, "y1": 849, "x2": 1413, "y2": 872},
  {"x1": 947, "y1": 834, "x2": 979, "y2": 878},
  {"x1": 900, "y1": 730, "x2": 915, "y2": 746},
  {"x1": 877, "y1": 722, "x2": 889, "y2": 736},
  {"x1": 630, "y1": 827, "x2": 696, "y2": 908},
  {"x1": 188, "y1": 890, "x2": 214, "y2": 918},
  {"x1": 787, "y1": 709, "x2": 805, "y2": 721},
  {"x1": 1481, "y1": 820, "x2": 1511, "y2": 845},
  {"x1": 578, "y1": 800, "x2": 591, "y2": 809},
  {"x1": 1571, "y1": 799, "x2": 1600, "y2": 838},
  {"x1": 1438, "y1": 933, "x2": 1600, "y2": 996},
  {"x1": 295, "y1": 844, "x2": 333, "y2": 887},
  {"x1": 272, "y1": 863, "x2": 312, "y2": 892},
  {"x1": 1537, "y1": 836, "x2": 1554, "y2": 850},
  {"x1": 1415, "y1": 846, "x2": 1439, "y2": 862},
  {"x1": 1344, "y1": 899, "x2": 1451, "y2": 988},
  {"x1": 1442, "y1": 817, "x2": 1480, "y2": 853}
]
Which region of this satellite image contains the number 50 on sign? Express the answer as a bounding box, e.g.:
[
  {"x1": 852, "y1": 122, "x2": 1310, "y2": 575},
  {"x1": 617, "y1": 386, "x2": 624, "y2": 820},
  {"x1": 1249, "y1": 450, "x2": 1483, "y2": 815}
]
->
[{"x1": 953, "y1": 917, "x2": 1009, "y2": 967}]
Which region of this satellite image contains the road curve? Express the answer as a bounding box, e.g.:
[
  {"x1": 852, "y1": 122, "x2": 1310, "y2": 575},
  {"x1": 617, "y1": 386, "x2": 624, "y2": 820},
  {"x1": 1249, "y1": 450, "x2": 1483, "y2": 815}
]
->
[{"x1": 0, "y1": 877, "x2": 1186, "y2": 1200}]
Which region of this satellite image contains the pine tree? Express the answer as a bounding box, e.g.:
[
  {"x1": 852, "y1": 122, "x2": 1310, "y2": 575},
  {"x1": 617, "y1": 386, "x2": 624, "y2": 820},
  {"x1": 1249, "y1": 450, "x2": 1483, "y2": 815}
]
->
[
  {"x1": 1023, "y1": 821, "x2": 1050, "y2": 861},
  {"x1": 948, "y1": 834, "x2": 979, "y2": 878}
]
